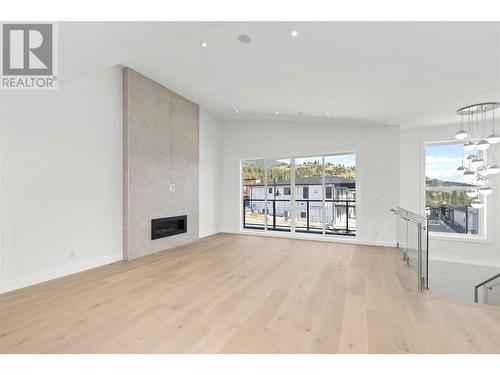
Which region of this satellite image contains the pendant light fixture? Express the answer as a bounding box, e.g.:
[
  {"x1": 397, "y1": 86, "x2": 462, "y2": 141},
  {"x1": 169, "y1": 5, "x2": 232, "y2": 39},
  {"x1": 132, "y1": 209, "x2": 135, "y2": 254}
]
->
[
  {"x1": 487, "y1": 164, "x2": 500, "y2": 175},
  {"x1": 454, "y1": 115, "x2": 468, "y2": 140},
  {"x1": 471, "y1": 157, "x2": 485, "y2": 168},
  {"x1": 471, "y1": 199, "x2": 484, "y2": 209},
  {"x1": 463, "y1": 170, "x2": 475, "y2": 177},
  {"x1": 466, "y1": 189, "x2": 478, "y2": 198},
  {"x1": 454, "y1": 102, "x2": 499, "y2": 210},
  {"x1": 479, "y1": 186, "x2": 493, "y2": 196},
  {"x1": 477, "y1": 140, "x2": 490, "y2": 150}
]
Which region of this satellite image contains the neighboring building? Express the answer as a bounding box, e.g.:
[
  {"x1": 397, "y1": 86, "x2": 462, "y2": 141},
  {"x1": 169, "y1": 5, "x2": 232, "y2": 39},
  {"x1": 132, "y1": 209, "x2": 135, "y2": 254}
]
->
[
  {"x1": 244, "y1": 176, "x2": 356, "y2": 229},
  {"x1": 427, "y1": 205, "x2": 479, "y2": 234}
]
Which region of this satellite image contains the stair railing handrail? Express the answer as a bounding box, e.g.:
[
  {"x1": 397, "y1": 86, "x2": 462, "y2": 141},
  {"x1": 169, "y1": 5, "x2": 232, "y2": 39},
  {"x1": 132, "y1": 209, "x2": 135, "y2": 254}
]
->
[
  {"x1": 474, "y1": 272, "x2": 500, "y2": 303},
  {"x1": 391, "y1": 207, "x2": 428, "y2": 292},
  {"x1": 391, "y1": 207, "x2": 427, "y2": 227}
]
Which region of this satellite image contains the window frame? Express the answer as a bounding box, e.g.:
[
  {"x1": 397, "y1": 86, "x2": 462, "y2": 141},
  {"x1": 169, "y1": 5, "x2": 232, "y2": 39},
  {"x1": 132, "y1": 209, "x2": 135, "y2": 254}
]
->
[
  {"x1": 302, "y1": 186, "x2": 309, "y2": 199},
  {"x1": 422, "y1": 139, "x2": 488, "y2": 241},
  {"x1": 325, "y1": 186, "x2": 333, "y2": 199},
  {"x1": 240, "y1": 151, "x2": 358, "y2": 239}
]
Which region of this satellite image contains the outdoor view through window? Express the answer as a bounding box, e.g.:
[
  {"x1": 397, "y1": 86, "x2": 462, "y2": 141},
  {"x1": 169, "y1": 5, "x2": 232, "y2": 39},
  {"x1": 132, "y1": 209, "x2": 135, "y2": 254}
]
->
[
  {"x1": 425, "y1": 143, "x2": 480, "y2": 235},
  {"x1": 242, "y1": 154, "x2": 356, "y2": 236}
]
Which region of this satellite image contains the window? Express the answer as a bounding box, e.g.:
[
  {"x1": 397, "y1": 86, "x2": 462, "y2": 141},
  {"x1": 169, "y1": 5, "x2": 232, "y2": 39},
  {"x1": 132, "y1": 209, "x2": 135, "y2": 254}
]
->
[
  {"x1": 303, "y1": 186, "x2": 309, "y2": 199},
  {"x1": 267, "y1": 159, "x2": 291, "y2": 231},
  {"x1": 241, "y1": 153, "x2": 356, "y2": 237},
  {"x1": 425, "y1": 142, "x2": 482, "y2": 235},
  {"x1": 242, "y1": 160, "x2": 265, "y2": 230},
  {"x1": 326, "y1": 186, "x2": 332, "y2": 199}
]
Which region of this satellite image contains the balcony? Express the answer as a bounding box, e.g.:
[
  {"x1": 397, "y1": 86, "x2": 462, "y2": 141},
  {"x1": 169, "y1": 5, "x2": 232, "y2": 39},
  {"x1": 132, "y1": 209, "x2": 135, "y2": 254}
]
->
[
  {"x1": 243, "y1": 198, "x2": 356, "y2": 236},
  {"x1": 426, "y1": 205, "x2": 479, "y2": 234}
]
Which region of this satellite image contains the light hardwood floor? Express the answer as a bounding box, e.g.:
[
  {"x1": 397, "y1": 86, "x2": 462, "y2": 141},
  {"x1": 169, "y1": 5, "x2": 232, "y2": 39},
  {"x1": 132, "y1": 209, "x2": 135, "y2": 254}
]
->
[{"x1": 1, "y1": 233, "x2": 499, "y2": 353}]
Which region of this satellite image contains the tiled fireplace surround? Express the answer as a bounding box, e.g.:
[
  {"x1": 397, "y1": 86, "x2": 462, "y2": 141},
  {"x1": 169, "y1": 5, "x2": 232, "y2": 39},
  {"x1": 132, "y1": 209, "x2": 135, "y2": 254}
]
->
[{"x1": 123, "y1": 68, "x2": 199, "y2": 260}]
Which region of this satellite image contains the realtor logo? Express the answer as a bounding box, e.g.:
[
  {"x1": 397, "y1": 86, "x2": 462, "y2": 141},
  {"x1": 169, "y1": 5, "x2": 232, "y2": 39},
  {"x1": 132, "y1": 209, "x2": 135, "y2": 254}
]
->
[{"x1": 1, "y1": 23, "x2": 58, "y2": 90}]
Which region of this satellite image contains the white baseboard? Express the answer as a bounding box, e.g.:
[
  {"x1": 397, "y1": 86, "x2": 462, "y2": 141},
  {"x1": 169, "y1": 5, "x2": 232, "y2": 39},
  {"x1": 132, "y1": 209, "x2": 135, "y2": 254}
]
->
[
  {"x1": 220, "y1": 228, "x2": 396, "y2": 248},
  {"x1": 0, "y1": 253, "x2": 123, "y2": 294},
  {"x1": 198, "y1": 228, "x2": 221, "y2": 239}
]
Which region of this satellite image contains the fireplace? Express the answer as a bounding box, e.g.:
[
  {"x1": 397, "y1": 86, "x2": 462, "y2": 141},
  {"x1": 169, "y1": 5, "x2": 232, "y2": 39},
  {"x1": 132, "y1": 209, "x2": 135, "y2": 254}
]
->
[{"x1": 151, "y1": 215, "x2": 187, "y2": 240}]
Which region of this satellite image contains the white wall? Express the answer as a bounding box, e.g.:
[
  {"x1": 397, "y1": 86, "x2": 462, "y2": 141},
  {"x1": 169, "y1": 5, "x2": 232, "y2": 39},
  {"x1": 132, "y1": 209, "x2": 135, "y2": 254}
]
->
[
  {"x1": 199, "y1": 109, "x2": 223, "y2": 238},
  {"x1": 220, "y1": 119, "x2": 400, "y2": 246},
  {"x1": 0, "y1": 66, "x2": 123, "y2": 293}
]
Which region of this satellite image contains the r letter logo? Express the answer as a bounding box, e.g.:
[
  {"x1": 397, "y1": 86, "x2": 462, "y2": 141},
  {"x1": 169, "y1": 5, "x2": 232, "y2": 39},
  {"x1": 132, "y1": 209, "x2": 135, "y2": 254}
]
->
[{"x1": 1, "y1": 23, "x2": 58, "y2": 90}]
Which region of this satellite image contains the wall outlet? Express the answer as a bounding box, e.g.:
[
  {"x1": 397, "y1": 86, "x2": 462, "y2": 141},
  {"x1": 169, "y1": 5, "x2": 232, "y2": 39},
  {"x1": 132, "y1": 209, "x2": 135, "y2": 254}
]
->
[
  {"x1": 169, "y1": 184, "x2": 175, "y2": 192},
  {"x1": 69, "y1": 250, "x2": 76, "y2": 258}
]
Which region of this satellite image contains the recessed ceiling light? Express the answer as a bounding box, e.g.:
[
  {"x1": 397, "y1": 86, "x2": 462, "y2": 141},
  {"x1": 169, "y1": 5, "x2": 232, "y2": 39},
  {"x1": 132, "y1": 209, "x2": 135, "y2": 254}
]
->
[
  {"x1": 275, "y1": 111, "x2": 279, "y2": 115},
  {"x1": 144, "y1": 50, "x2": 151, "y2": 55},
  {"x1": 235, "y1": 109, "x2": 240, "y2": 114},
  {"x1": 238, "y1": 34, "x2": 251, "y2": 44},
  {"x1": 200, "y1": 41, "x2": 208, "y2": 48},
  {"x1": 326, "y1": 112, "x2": 331, "y2": 116},
  {"x1": 290, "y1": 30, "x2": 299, "y2": 37}
]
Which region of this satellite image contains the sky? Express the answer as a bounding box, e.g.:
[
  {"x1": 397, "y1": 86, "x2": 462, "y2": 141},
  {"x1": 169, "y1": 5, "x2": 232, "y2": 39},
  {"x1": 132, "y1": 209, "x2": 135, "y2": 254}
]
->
[{"x1": 426, "y1": 143, "x2": 469, "y2": 183}]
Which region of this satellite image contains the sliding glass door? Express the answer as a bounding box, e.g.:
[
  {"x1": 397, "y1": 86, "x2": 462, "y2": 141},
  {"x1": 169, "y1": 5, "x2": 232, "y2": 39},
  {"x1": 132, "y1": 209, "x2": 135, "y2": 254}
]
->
[
  {"x1": 294, "y1": 156, "x2": 324, "y2": 234},
  {"x1": 266, "y1": 159, "x2": 291, "y2": 231},
  {"x1": 242, "y1": 159, "x2": 266, "y2": 230},
  {"x1": 324, "y1": 154, "x2": 356, "y2": 235},
  {"x1": 242, "y1": 153, "x2": 356, "y2": 237}
]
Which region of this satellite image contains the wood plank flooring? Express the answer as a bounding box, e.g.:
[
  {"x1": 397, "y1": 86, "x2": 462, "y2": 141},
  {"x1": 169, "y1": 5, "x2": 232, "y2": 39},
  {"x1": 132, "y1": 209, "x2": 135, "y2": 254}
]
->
[{"x1": 0, "y1": 233, "x2": 499, "y2": 353}]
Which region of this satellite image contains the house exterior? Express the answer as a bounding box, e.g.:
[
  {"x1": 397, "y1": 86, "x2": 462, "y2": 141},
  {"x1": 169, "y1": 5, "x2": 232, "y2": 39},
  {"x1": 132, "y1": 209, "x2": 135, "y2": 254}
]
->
[
  {"x1": 427, "y1": 205, "x2": 479, "y2": 234},
  {"x1": 243, "y1": 176, "x2": 356, "y2": 230}
]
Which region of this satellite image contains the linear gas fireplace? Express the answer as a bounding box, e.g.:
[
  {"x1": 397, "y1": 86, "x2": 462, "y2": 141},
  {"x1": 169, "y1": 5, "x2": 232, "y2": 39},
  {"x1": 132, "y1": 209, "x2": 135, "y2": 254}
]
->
[{"x1": 151, "y1": 215, "x2": 187, "y2": 240}]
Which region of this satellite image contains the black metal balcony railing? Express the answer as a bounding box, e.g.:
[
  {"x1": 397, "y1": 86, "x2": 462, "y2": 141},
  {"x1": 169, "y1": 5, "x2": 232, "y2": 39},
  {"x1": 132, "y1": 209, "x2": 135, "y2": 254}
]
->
[
  {"x1": 426, "y1": 205, "x2": 478, "y2": 235},
  {"x1": 243, "y1": 198, "x2": 356, "y2": 236}
]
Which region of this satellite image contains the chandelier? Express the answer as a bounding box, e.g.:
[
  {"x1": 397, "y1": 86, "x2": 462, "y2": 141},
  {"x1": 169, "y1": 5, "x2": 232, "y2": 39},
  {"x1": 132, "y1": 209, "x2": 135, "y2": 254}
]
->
[{"x1": 454, "y1": 102, "x2": 500, "y2": 209}]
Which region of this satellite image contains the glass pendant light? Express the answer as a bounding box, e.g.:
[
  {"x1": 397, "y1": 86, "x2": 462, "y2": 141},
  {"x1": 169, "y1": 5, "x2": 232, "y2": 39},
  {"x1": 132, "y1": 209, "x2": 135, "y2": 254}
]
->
[
  {"x1": 487, "y1": 134, "x2": 500, "y2": 144},
  {"x1": 471, "y1": 157, "x2": 485, "y2": 168},
  {"x1": 463, "y1": 170, "x2": 475, "y2": 178},
  {"x1": 454, "y1": 115, "x2": 468, "y2": 140},
  {"x1": 455, "y1": 130, "x2": 468, "y2": 140},
  {"x1": 471, "y1": 199, "x2": 484, "y2": 209},
  {"x1": 487, "y1": 108, "x2": 500, "y2": 144},
  {"x1": 463, "y1": 141, "x2": 475, "y2": 151},
  {"x1": 466, "y1": 189, "x2": 478, "y2": 198},
  {"x1": 476, "y1": 111, "x2": 490, "y2": 150},
  {"x1": 479, "y1": 186, "x2": 493, "y2": 196},
  {"x1": 477, "y1": 166, "x2": 487, "y2": 176},
  {"x1": 486, "y1": 164, "x2": 500, "y2": 175},
  {"x1": 476, "y1": 177, "x2": 489, "y2": 186},
  {"x1": 477, "y1": 139, "x2": 490, "y2": 150},
  {"x1": 456, "y1": 165, "x2": 467, "y2": 175}
]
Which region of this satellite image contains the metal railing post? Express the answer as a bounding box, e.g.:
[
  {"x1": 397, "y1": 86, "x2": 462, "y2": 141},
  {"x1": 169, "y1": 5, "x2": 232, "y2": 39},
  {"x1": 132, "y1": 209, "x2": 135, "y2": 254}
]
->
[
  {"x1": 404, "y1": 218, "x2": 409, "y2": 263},
  {"x1": 243, "y1": 199, "x2": 246, "y2": 228},
  {"x1": 273, "y1": 199, "x2": 276, "y2": 229},
  {"x1": 346, "y1": 201, "x2": 349, "y2": 234},
  {"x1": 306, "y1": 200, "x2": 310, "y2": 232},
  {"x1": 417, "y1": 222, "x2": 422, "y2": 292}
]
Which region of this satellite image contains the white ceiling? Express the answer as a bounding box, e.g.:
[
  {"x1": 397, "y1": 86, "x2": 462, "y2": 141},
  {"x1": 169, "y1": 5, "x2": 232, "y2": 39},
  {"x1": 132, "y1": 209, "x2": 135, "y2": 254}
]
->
[{"x1": 60, "y1": 22, "x2": 500, "y2": 127}]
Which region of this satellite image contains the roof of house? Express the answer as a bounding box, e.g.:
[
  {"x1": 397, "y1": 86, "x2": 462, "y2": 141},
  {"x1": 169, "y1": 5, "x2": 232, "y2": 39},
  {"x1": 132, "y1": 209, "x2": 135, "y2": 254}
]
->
[{"x1": 249, "y1": 176, "x2": 355, "y2": 186}]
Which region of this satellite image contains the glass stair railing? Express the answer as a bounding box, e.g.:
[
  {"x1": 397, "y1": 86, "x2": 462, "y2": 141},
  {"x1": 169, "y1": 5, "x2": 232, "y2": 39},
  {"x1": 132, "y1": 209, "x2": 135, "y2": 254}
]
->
[
  {"x1": 391, "y1": 207, "x2": 429, "y2": 292},
  {"x1": 474, "y1": 273, "x2": 500, "y2": 305}
]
